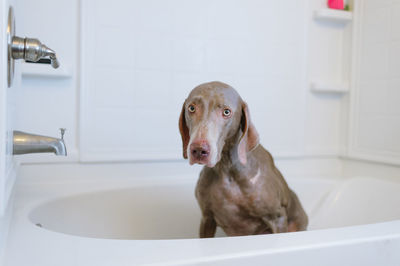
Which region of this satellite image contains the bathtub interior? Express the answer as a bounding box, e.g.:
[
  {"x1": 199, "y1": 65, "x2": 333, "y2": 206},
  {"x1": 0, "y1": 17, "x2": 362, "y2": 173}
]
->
[{"x1": 28, "y1": 176, "x2": 400, "y2": 240}]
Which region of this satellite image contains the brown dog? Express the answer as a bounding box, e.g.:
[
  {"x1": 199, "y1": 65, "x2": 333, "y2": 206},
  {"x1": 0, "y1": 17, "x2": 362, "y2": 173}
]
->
[{"x1": 179, "y1": 81, "x2": 308, "y2": 237}]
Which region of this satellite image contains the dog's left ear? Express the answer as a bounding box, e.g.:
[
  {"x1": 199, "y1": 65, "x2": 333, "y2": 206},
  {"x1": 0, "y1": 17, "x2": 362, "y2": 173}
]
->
[
  {"x1": 238, "y1": 102, "x2": 259, "y2": 165},
  {"x1": 179, "y1": 102, "x2": 190, "y2": 159}
]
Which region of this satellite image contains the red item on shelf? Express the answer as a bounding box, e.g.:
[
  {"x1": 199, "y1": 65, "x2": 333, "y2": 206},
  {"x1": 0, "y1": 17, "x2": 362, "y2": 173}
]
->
[{"x1": 328, "y1": 0, "x2": 344, "y2": 10}]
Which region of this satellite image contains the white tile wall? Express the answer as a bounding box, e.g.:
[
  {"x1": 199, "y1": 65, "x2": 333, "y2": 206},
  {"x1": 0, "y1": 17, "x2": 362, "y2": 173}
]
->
[
  {"x1": 13, "y1": 0, "x2": 353, "y2": 165},
  {"x1": 305, "y1": 0, "x2": 352, "y2": 156},
  {"x1": 81, "y1": 0, "x2": 309, "y2": 161},
  {"x1": 349, "y1": 0, "x2": 400, "y2": 164}
]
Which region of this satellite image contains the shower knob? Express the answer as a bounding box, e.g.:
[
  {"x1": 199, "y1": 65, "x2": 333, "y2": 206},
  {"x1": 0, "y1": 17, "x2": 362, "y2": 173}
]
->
[
  {"x1": 7, "y1": 6, "x2": 60, "y2": 87},
  {"x1": 11, "y1": 36, "x2": 60, "y2": 69}
]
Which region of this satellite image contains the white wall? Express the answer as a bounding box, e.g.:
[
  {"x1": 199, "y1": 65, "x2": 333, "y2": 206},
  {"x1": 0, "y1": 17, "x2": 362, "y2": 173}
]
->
[
  {"x1": 14, "y1": 0, "x2": 350, "y2": 167},
  {"x1": 81, "y1": 0, "x2": 310, "y2": 161},
  {"x1": 14, "y1": 0, "x2": 79, "y2": 162},
  {"x1": 348, "y1": 0, "x2": 400, "y2": 165},
  {"x1": 16, "y1": 0, "x2": 400, "y2": 179},
  {"x1": 306, "y1": 0, "x2": 352, "y2": 156}
]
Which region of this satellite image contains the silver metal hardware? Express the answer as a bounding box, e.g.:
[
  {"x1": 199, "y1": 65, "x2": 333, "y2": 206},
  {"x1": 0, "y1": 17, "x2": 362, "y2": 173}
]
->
[
  {"x1": 11, "y1": 36, "x2": 60, "y2": 68},
  {"x1": 59, "y1": 128, "x2": 66, "y2": 140},
  {"x1": 7, "y1": 6, "x2": 60, "y2": 87},
  {"x1": 7, "y1": 7, "x2": 15, "y2": 87},
  {"x1": 13, "y1": 130, "x2": 67, "y2": 156}
]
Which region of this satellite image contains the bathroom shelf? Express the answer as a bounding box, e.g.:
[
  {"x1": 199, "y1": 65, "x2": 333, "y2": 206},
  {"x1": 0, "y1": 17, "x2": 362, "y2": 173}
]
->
[
  {"x1": 310, "y1": 80, "x2": 349, "y2": 94},
  {"x1": 21, "y1": 63, "x2": 72, "y2": 79},
  {"x1": 314, "y1": 8, "x2": 353, "y2": 23}
]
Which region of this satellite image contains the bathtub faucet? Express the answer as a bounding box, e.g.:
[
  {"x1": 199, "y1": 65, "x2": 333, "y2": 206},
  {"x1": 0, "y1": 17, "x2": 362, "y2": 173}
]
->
[{"x1": 13, "y1": 129, "x2": 67, "y2": 156}]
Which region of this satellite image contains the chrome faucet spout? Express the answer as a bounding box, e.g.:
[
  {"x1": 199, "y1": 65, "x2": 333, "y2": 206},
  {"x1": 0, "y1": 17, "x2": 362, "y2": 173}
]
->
[
  {"x1": 51, "y1": 139, "x2": 67, "y2": 156},
  {"x1": 13, "y1": 130, "x2": 67, "y2": 156}
]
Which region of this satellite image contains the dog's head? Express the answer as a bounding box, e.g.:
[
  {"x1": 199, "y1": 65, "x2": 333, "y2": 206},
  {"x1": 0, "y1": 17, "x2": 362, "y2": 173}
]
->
[{"x1": 179, "y1": 81, "x2": 259, "y2": 167}]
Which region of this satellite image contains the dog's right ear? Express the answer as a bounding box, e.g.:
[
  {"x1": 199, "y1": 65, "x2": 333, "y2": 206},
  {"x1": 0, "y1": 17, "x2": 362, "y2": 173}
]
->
[{"x1": 179, "y1": 102, "x2": 190, "y2": 159}]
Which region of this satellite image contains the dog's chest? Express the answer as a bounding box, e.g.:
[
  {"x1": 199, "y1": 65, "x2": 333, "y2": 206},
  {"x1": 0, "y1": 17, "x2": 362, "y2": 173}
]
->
[{"x1": 207, "y1": 174, "x2": 266, "y2": 231}]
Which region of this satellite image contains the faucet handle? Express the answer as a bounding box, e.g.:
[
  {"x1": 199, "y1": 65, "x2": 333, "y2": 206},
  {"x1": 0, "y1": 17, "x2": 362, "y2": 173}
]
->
[
  {"x1": 41, "y1": 44, "x2": 60, "y2": 69},
  {"x1": 59, "y1": 128, "x2": 66, "y2": 140},
  {"x1": 11, "y1": 36, "x2": 60, "y2": 69},
  {"x1": 50, "y1": 55, "x2": 60, "y2": 69}
]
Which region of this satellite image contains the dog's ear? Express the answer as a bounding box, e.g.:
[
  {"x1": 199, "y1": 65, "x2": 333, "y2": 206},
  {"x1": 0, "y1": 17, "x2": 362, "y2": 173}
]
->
[
  {"x1": 179, "y1": 102, "x2": 190, "y2": 159},
  {"x1": 238, "y1": 102, "x2": 259, "y2": 165}
]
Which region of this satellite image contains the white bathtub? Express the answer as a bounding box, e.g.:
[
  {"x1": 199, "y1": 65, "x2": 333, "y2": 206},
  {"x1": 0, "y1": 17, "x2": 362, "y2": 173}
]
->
[{"x1": 4, "y1": 163, "x2": 400, "y2": 265}]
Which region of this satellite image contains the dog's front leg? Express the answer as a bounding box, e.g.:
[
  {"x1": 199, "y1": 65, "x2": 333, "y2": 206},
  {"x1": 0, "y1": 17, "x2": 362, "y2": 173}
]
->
[
  {"x1": 262, "y1": 213, "x2": 288, "y2": 234},
  {"x1": 199, "y1": 216, "x2": 217, "y2": 238}
]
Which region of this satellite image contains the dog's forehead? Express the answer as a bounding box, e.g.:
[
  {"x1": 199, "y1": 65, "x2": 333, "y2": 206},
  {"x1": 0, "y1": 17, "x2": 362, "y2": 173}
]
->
[{"x1": 188, "y1": 82, "x2": 241, "y2": 107}]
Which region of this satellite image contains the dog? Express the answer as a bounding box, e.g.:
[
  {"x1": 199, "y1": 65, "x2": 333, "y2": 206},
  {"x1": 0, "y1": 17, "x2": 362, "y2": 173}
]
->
[{"x1": 179, "y1": 81, "x2": 308, "y2": 237}]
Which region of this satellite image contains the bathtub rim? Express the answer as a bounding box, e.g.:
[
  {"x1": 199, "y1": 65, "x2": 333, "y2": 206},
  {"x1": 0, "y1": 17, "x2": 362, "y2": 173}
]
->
[{"x1": 4, "y1": 163, "x2": 400, "y2": 265}]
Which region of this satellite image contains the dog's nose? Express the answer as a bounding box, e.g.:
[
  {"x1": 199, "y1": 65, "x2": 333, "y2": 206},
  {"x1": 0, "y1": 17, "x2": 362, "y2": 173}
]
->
[{"x1": 190, "y1": 142, "x2": 210, "y2": 160}]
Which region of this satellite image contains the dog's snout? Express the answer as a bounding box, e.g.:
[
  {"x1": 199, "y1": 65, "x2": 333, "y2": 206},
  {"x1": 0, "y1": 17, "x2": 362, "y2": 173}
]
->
[{"x1": 190, "y1": 142, "x2": 210, "y2": 161}]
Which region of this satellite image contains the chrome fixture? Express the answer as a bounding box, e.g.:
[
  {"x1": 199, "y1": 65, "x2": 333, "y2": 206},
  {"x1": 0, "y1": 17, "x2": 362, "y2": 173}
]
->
[
  {"x1": 13, "y1": 129, "x2": 67, "y2": 156},
  {"x1": 7, "y1": 7, "x2": 60, "y2": 87},
  {"x1": 7, "y1": 6, "x2": 15, "y2": 87},
  {"x1": 11, "y1": 37, "x2": 60, "y2": 68}
]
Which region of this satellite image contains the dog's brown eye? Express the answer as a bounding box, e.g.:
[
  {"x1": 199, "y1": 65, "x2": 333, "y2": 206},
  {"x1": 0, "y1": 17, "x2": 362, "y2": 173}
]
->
[
  {"x1": 188, "y1": 105, "x2": 196, "y2": 113},
  {"x1": 223, "y1": 108, "x2": 231, "y2": 117}
]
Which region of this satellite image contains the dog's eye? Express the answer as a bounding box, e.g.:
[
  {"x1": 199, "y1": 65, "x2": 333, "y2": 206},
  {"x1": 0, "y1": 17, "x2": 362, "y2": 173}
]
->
[
  {"x1": 223, "y1": 108, "x2": 231, "y2": 117},
  {"x1": 188, "y1": 105, "x2": 196, "y2": 113}
]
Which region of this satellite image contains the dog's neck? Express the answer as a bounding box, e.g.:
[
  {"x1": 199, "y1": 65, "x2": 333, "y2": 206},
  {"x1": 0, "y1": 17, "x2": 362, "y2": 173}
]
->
[{"x1": 212, "y1": 134, "x2": 258, "y2": 182}]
